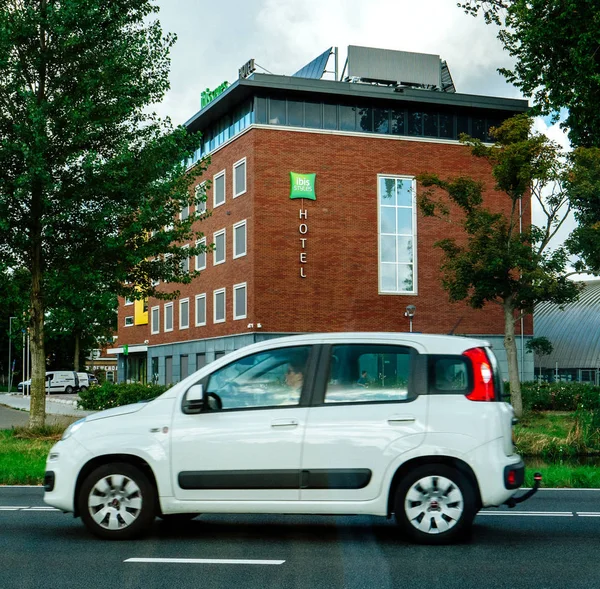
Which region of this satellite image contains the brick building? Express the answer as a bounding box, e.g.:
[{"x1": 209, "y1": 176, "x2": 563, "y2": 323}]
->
[{"x1": 111, "y1": 46, "x2": 532, "y2": 384}]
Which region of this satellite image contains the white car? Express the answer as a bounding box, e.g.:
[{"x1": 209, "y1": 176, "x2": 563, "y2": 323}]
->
[{"x1": 44, "y1": 332, "x2": 532, "y2": 544}]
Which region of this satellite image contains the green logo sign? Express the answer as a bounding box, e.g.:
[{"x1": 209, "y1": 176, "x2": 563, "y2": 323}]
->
[
  {"x1": 290, "y1": 172, "x2": 316, "y2": 200},
  {"x1": 123, "y1": 344, "x2": 129, "y2": 356},
  {"x1": 201, "y1": 81, "x2": 230, "y2": 109}
]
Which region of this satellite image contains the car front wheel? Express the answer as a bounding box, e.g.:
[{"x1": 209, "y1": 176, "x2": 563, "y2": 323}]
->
[
  {"x1": 395, "y1": 464, "x2": 476, "y2": 544},
  {"x1": 78, "y1": 463, "x2": 156, "y2": 540}
]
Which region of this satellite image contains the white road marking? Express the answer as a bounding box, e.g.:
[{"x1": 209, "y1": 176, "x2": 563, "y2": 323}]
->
[
  {"x1": 576, "y1": 512, "x2": 600, "y2": 517},
  {"x1": 124, "y1": 558, "x2": 285, "y2": 566},
  {"x1": 478, "y1": 511, "x2": 573, "y2": 517},
  {"x1": 0, "y1": 506, "x2": 60, "y2": 511}
]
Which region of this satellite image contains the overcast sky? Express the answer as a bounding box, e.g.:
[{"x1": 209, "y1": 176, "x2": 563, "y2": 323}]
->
[{"x1": 153, "y1": 0, "x2": 583, "y2": 271}]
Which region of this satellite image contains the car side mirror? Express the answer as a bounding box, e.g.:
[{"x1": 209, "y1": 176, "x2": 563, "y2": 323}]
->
[{"x1": 183, "y1": 384, "x2": 204, "y2": 415}]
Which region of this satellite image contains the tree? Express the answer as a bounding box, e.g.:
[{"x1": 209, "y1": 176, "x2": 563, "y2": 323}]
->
[
  {"x1": 525, "y1": 336, "x2": 553, "y2": 380},
  {"x1": 0, "y1": 1, "x2": 209, "y2": 428},
  {"x1": 460, "y1": 0, "x2": 600, "y2": 147},
  {"x1": 418, "y1": 115, "x2": 581, "y2": 417}
]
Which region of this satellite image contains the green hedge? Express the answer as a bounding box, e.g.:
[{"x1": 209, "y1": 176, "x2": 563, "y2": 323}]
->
[
  {"x1": 512, "y1": 381, "x2": 600, "y2": 412},
  {"x1": 78, "y1": 382, "x2": 169, "y2": 411}
]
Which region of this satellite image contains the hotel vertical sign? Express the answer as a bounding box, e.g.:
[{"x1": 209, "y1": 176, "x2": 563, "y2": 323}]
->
[{"x1": 290, "y1": 173, "x2": 316, "y2": 279}]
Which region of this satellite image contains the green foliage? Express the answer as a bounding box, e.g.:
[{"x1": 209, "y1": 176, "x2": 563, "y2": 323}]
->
[
  {"x1": 525, "y1": 336, "x2": 553, "y2": 357},
  {"x1": 77, "y1": 381, "x2": 169, "y2": 411},
  {"x1": 460, "y1": 0, "x2": 600, "y2": 147},
  {"x1": 513, "y1": 381, "x2": 600, "y2": 412}
]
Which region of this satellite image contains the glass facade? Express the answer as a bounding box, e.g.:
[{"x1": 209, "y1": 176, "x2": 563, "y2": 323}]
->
[{"x1": 186, "y1": 94, "x2": 507, "y2": 168}]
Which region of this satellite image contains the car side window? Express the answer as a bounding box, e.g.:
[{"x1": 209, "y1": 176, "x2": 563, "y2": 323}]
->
[
  {"x1": 324, "y1": 344, "x2": 416, "y2": 404},
  {"x1": 429, "y1": 355, "x2": 471, "y2": 394},
  {"x1": 205, "y1": 346, "x2": 311, "y2": 410}
]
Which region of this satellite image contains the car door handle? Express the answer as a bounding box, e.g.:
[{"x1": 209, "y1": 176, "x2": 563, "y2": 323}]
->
[
  {"x1": 387, "y1": 416, "x2": 415, "y2": 424},
  {"x1": 271, "y1": 419, "x2": 299, "y2": 428}
]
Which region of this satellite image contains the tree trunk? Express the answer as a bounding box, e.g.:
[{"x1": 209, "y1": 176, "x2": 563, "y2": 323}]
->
[
  {"x1": 28, "y1": 187, "x2": 46, "y2": 429},
  {"x1": 74, "y1": 332, "x2": 80, "y2": 371},
  {"x1": 504, "y1": 301, "x2": 522, "y2": 418}
]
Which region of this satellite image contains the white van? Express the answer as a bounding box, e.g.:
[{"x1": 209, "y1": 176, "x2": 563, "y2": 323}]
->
[{"x1": 18, "y1": 371, "x2": 82, "y2": 394}]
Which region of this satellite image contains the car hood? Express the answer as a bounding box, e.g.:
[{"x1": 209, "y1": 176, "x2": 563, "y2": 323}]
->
[{"x1": 85, "y1": 402, "x2": 147, "y2": 422}]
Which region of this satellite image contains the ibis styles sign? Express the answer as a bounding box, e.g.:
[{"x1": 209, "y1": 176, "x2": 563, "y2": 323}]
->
[{"x1": 289, "y1": 172, "x2": 316, "y2": 200}]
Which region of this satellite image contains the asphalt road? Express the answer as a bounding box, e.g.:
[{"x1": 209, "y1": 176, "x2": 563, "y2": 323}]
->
[
  {"x1": 0, "y1": 404, "x2": 78, "y2": 429},
  {"x1": 1, "y1": 487, "x2": 600, "y2": 589}
]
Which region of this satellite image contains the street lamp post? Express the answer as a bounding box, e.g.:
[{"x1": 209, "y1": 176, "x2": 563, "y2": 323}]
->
[
  {"x1": 8, "y1": 317, "x2": 16, "y2": 393},
  {"x1": 404, "y1": 305, "x2": 416, "y2": 333}
]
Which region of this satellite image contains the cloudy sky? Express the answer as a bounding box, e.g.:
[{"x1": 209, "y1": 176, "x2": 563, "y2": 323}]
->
[{"x1": 153, "y1": 0, "x2": 581, "y2": 269}]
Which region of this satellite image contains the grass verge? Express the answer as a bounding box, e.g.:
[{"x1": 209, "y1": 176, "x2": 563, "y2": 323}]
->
[
  {"x1": 0, "y1": 426, "x2": 63, "y2": 485},
  {"x1": 524, "y1": 462, "x2": 600, "y2": 488}
]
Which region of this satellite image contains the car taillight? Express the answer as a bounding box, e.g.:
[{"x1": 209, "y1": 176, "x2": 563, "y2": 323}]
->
[{"x1": 463, "y1": 347, "x2": 496, "y2": 401}]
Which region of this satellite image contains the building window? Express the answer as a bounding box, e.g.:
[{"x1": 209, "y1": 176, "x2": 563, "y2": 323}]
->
[
  {"x1": 214, "y1": 229, "x2": 226, "y2": 265},
  {"x1": 214, "y1": 288, "x2": 226, "y2": 324},
  {"x1": 180, "y1": 204, "x2": 189, "y2": 220},
  {"x1": 151, "y1": 306, "x2": 160, "y2": 335},
  {"x1": 196, "y1": 353, "x2": 206, "y2": 370},
  {"x1": 233, "y1": 220, "x2": 247, "y2": 259},
  {"x1": 196, "y1": 237, "x2": 206, "y2": 271},
  {"x1": 124, "y1": 297, "x2": 133, "y2": 306},
  {"x1": 164, "y1": 302, "x2": 174, "y2": 332},
  {"x1": 179, "y1": 298, "x2": 189, "y2": 330},
  {"x1": 233, "y1": 283, "x2": 247, "y2": 320},
  {"x1": 124, "y1": 316, "x2": 134, "y2": 327},
  {"x1": 378, "y1": 175, "x2": 417, "y2": 294},
  {"x1": 195, "y1": 293, "x2": 206, "y2": 326},
  {"x1": 214, "y1": 170, "x2": 225, "y2": 208},
  {"x1": 195, "y1": 182, "x2": 207, "y2": 214},
  {"x1": 181, "y1": 244, "x2": 190, "y2": 273},
  {"x1": 165, "y1": 356, "x2": 173, "y2": 384},
  {"x1": 181, "y1": 355, "x2": 189, "y2": 379},
  {"x1": 233, "y1": 158, "x2": 246, "y2": 197}
]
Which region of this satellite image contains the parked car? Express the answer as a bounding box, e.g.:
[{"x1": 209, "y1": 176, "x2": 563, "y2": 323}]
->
[{"x1": 43, "y1": 332, "x2": 534, "y2": 543}]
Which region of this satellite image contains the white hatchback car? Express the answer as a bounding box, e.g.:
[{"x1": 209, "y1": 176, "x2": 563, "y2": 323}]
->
[{"x1": 44, "y1": 333, "x2": 531, "y2": 544}]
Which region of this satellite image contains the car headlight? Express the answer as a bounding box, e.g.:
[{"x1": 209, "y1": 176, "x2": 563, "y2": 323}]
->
[{"x1": 61, "y1": 418, "x2": 86, "y2": 440}]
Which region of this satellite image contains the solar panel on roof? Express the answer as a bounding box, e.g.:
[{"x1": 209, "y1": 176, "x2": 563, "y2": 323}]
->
[{"x1": 292, "y1": 48, "x2": 332, "y2": 79}]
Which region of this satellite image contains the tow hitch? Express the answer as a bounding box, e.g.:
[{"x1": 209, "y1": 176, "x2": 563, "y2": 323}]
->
[{"x1": 505, "y1": 472, "x2": 542, "y2": 507}]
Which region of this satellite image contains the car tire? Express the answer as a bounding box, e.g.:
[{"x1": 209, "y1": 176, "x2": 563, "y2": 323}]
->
[
  {"x1": 79, "y1": 386, "x2": 87, "y2": 392},
  {"x1": 78, "y1": 463, "x2": 156, "y2": 540},
  {"x1": 65, "y1": 386, "x2": 73, "y2": 394},
  {"x1": 394, "y1": 464, "x2": 476, "y2": 545}
]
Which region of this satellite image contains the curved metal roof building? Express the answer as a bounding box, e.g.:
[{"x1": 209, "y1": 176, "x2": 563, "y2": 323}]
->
[{"x1": 535, "y1": 280, "x2": 600, "y2": 370}]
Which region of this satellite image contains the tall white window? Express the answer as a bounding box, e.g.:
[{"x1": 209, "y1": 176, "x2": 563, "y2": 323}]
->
[
  {"x1": 233, "y1": 220, "x2": 247, "y2": 259},
  {"x1": 233, "y1": 158, "x2": 246, "y2": 197},
  {"x1": 378, "y1": 175, "x2": 417, "y2": 294},
  {"x1": 214, "y1": 170, "x2": 225, "y2": 208},
  {"x1": 195, "y1": 182, "x2": 207, "y2": 215},
  {"x1": 180, "y1": 204, "x2": 189, "y2": 220},
  {"x1": 214, "y1": 229, "x2": 226, "y2": 265},
  {"x1": 214, "y1": 288, "x2": 226, "y2": 324},
  {"x1": 179, "y1": 298, "x2": 189, "y2": 329},
  {"x1": 195, "y1": 293, "x2": 206, "y2": 326},
  {"x1": 195, "y1": 237, "x2": 206, "y2": 270},
  {"x1": 151, "y1": 306, "x2": 160, "y2": 335},
  {"x1": 233, "y1": 283, "x2": 247, "y2": 320},
  {"x1": 164, "y1": 302, "x2": 174, "y2": 332}
]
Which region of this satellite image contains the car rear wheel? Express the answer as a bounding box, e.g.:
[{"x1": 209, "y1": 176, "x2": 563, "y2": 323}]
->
[
  {"x1": 65, "y1": 385, "x2": 73, "y2": 394},
  {"x1": 78, "y1": 463, "x2": 156, "y2": 540},
  {"x1": 395, "y1": 464, "x2": 476, "y2": 544},
  {"x1": 79, "y1": 386, "x2": 87, "y2": 392}
]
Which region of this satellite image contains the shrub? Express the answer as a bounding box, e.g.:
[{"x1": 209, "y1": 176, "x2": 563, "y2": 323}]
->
[
  {"x1": 78, "y1": 382, "x2": 169, "y2": 411},
  {"x1": 507, "y1": 381, "x2": 600, "y2": 412}
]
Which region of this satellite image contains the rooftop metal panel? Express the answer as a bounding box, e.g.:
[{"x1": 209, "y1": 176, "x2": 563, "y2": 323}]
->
[
  {"x1": 292, "y1": 47, "x2": 332, "y2": 79},
  {"x1": 347, "y1": 45, "x2": 442, "y2": 88}
]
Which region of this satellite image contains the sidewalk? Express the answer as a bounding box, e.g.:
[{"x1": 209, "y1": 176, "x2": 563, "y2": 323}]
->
[{"x1": 0, "y1": 393, "x2": 94, "y2": 418}]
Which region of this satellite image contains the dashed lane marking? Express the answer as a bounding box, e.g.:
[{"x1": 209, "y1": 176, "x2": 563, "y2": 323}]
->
[
  {"x1": 478, "y1": 511, "x2": 573, "y2": 517},
  {"x1": 124, "y1": 558, "x2": 285, "y2": 565},
  {"x1": 0, "y1": 506, "x2": 60, "y2": 511}
]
